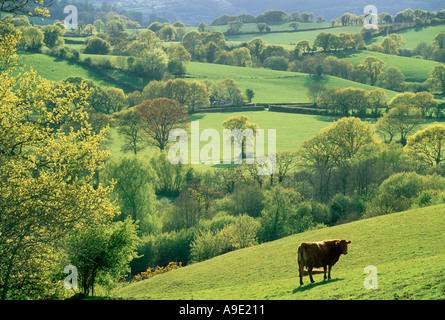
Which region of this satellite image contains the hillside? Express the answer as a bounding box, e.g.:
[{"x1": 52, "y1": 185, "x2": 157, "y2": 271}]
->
[{"x1": 112, "y1": 204, "x2": 445, "y2": 300}]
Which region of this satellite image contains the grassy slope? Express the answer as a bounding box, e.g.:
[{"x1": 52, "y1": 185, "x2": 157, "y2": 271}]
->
[
  {"x1": 335, "y1": 50, "x2": 444, "y2": 83},
  {"x1": 226, "y1": 25, "x2": 362, "y2": 47},
  {"x1": 112, "y1": 204, "x2": 445, "y2": 300},
  {"x1": 368, "y1": 25, "x2": 445, "y2": 50},
  {"x1": 187, "y1": 62, "x2": 398, "y2": 103}
]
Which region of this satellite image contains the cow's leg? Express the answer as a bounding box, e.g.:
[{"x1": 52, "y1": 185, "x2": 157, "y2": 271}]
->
[
  {"x1": 323, "y1": 266, "x2": 327, "y2": 280},
  {"x1": 308, "y1": 267, "x2": 315, "y2": 283},
  {"x1": 328, "y1": 265, "x2": 332, "y2": 280}
]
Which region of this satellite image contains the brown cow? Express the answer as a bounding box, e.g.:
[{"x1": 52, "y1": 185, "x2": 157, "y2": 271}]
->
[{"x1": 297, "y1": 239, "x2": 351, "y2": 286}]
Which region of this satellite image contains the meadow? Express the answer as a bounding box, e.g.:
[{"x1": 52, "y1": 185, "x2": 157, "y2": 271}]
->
[
  {"x1": 368, "y1": 24, "x2": 445, "y2": 50},
  {"x1": 225, "y1": 25, "x2": 363, "y2": 48},
  {"x1": 187, "y1": 62, "x2": 399, "y2": 103},
  {"x1": 112, "y1": 204, "x2": 445, "y2": 300},
  {"x1": 335, "y1": 50, "x2": 444, "y2": 82}
]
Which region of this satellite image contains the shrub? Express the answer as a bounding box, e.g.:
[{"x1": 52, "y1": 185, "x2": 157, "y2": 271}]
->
[
  {"x1": 132, "y1": 262, "x2": 182, "y2": 282},
  {"x1": 84, "y1": 37, "x2": 111, "y2": 55}
]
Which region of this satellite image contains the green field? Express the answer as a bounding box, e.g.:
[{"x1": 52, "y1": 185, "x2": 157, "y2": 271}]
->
[
  {"x1": 187, "y1": 62, "x2": 398, "y2": 103},
  {"x1": 187, "y1": 22, "x2": 332, "y2": 34},
  {"x1": 112, "y1": 204, "x2": 445, "y2": 300},
  {"x1": 335, "y1": 50, "x2": 444, "y2": 82},
  {"x1": 368, "y1": 25, "x2": 445, "y2": 50},
  {"x1": 226, "y1": 25, "x2": 363, "y2": 48},
  {"x1": 108, "y1": 111, "x2": 335, "y2": 168}
]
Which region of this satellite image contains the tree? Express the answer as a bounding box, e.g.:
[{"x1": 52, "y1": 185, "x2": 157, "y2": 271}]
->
[
  {"x1": 378, "y1": 66, "x2": 405, "y2": 91},
  {"x1": 289, "y1": 22, "x2": 300, "y2": 31},
  {"x1": 102, "y1": 157, "x2": 158, "y2": 233},
  {"x1": 18, "y1": 26, "x2": 44, "y2": 52},
  {"x1": 405, "y1": 124, "x2": 445, "y2": 166},
  {"x1": 115, "y1": 107, "x2": 147, "y2": 155},
  {"x1": 433, "y1": 32, "x2": 445, "y2": 49},
  {"x1": 427, "y1": 65, "x2": 445, "y2": 96},
  {"x1": 84, "y1": 37, "x2": 111, "y2": 54},
  {"x1": 359, "y1": 56, "x2": 386, "y2": 85},
  {"x1": 314, "y1": 32, "x2": 332, "y2": 52},
  {"x1": 65, "y1": 218, "x2": 139, "y2": 295},
  {"x1": 376, "y1": 105, "x2": 423, "y2": 146},
  {"x1": 182, "y1": 31, "x2": 202, "y2": 60},
  {"x1": 259, "y1": 186, "x2": 303, "y2": 241},
  {"x1": 136, "y1": 98, "x2": 189, "y2": 151},
  {"x1": 245, "y1": 89, "x2": 255, "y2": 103},
  {"x1": 93, "y1": 19, "x2": 105, "y2": 32},
  {"x1": 307, "y1": 82, "x2": 326, "y2": 105},
  {"x1": 227, "y1": 21, "x2": 243, "y2": 34},
  {"x1": 222, "y1": 115, "x2": 259, "y2": 161},
  {"x1": 42, "y1": 24, "x2": 64, "y2": 48},
  {"x1": 0, "y1": 0, "x2": 51, "y2": 17},
  {"x1": 214, "y1": 78, "x2": 245, "y2": 105},
  {"x1": 295, "y1": 40, "x2": 311, "y2": 55},
  {"x1": 0, "y1": 35, "x2": 117, "y2": 299},
  {"x1": 299, "y1": 117, "x2": 377, "y2": 201}
]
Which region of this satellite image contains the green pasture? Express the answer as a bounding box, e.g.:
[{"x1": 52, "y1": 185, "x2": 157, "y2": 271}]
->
[
  {"x1": 112, "y1": 204, "x2": 445, "y2": 300},
  {"x1": 334, "y1": 50, "x2": 444, "y2": 82}
]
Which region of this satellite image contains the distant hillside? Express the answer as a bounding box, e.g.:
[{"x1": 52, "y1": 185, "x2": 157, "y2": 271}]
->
[
  {"x1": 112, "y1": 204, "x2": 445, "y2": 300},
  {"x1": 99, "y1": 0, "x2": 444, "y2": 24}
]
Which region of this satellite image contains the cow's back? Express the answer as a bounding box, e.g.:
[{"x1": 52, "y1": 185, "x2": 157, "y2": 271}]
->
[{"x1": 298, "y1": 241, "x2": 337, "y2": 268}]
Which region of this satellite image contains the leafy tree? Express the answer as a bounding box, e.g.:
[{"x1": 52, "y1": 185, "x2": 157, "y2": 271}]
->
[
  {"x1": 256, "y1": 22, "x2": 267, "y2": 33},
  {"x1": 0, "y1": 34, "x2": 116, "y2": 299},
  {"x1": 17, "y1": 26, "x2": 44, "y2": 52},
  {"x1": 427, "y1": 65, "x2": 445, "y2": 96},
  {"x1": 0, "y1": 0, "x2": 51, "y2": 17},
  {"x1": 245, "y1": 89, "x2": 255, "y2": 103},
  {"x1": 289, "y1": 22, "x2": 300, "y2": 31},
  {"x1": 136, "y1": 98, "x2": 189, "y2": 151},
  {"x1": 42, "y1": 24, "x2": 64, "y2": 48},
  {"x1": 405, "y1": 124, "x2": 445, "y2": 166},
  {"x1": 115, "y1": 107, "x2": 147, "y2": 155},
  {"x1": 433, "y1": 32, "x2": 445, "y2": 49},
  {"x1": 65, "y1": 218, "x2": 139, "y2": 295},
  {"x1": 314, "y1": 32, "x2": 332, "y2": 52},
  {"x1": 307, "y1": 82, "x2": 326, "y2": 105},
  {"x1": 376, "y1": 105, "x2": 423, "y2": 146},
  {"x1": 182, "y1": 31, "x2": 202, "y2": 60},
  {"x1": 259, "y1": 186, "x2": 303, "y2": 241},
  {"x1": 378, "y1": 66, "x2": 405, "y2": 91},
  {"x1": 359, "y1": 56, "x2": 386, "y2": 86},
  {"x1": 214, "y1": 78, "x2": 246, "y2": 105},
  {"x1": 84, "y1": 37, "x2": 111, "y2": 54},
  {"x1": 227, "y1": 21, "x2": 243, "y2": 34}
]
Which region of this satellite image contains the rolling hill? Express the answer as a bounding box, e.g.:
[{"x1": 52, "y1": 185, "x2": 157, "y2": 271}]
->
[{"x1": 112, "y1": 204, "x2": 445, "y2": 300}]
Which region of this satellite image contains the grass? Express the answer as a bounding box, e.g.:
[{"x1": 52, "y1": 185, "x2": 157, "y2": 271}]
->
[
  {"x1": 17, "y1": 52, "x2": 124, "y2": 89},
  {"x1": 111, "y1": 204, "x2": 445, "y2": 300},
  {"x1": 108, "y1": 111, "x2": 335, "y2": 171},
  {"x1": 334, "y1": 50, "x2": 444, "y2": 83},
  {"x1": 226, "y1": 25, "x2": 363, "y2": 48},
  {"x1": 187, "y1": 62, "x2": 398, "y2": 103},
  {"x1": 368, "y1": 25, "x2": 445, "y2": 50},
  {"x1": 186, "y1": 22, "x2": 332, "y2": 34}
]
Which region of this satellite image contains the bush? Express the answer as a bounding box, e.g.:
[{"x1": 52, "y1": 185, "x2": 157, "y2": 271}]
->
[
  {"x1": 365, "y1": 172, "x2": 445, "y2": 217},
  {"x1": 190, "y1": 215, "x2": 259, "y2": 263},
  {"x1": 263, "y1": 56, "x2": 289, "y2": 71},
  {"x1": 84, "y1": 37, "x2": 111, "y2": 55}
]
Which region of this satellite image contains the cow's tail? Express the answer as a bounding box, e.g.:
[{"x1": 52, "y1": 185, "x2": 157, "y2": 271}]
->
[{"x1": 297, "y1": 245, "x2": 305, "y2": 285}]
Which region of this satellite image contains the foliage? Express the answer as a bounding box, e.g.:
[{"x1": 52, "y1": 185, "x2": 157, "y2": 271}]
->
[
  {"x1": 132, "y1": 262, "x2": 182, "y2": 282},
  {"x1": 64, "y1": 218, "x2": 140, "y2": 295},
  {"x1": 0, "y1": 34, "x2": 117, "y2": 300}
]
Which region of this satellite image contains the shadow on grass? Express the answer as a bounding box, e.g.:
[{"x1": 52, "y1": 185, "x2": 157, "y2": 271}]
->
[{"x1": 292, "y1": 278, "x2": 343, "y2": 293}]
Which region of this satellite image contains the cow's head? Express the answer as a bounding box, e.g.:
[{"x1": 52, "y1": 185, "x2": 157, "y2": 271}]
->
[{"x1": 337, "y1": 239, "x2": 352, "y2": 255}]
